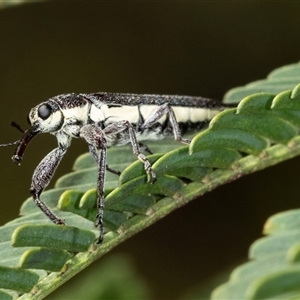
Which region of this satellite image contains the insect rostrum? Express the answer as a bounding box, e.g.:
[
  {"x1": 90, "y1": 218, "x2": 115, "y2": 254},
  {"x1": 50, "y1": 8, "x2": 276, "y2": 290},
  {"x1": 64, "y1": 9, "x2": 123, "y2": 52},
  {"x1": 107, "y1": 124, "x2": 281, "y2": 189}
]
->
[{"x1": 0, "y1": 92, "x2": 225, "y2": 244}]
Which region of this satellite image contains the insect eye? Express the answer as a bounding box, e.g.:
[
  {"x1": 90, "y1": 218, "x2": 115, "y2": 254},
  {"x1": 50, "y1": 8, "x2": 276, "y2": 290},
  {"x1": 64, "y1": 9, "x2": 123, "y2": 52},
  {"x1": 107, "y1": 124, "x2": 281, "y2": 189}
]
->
[{"x1": 38, "y1": 104, "x2": 52, "y2": 120}]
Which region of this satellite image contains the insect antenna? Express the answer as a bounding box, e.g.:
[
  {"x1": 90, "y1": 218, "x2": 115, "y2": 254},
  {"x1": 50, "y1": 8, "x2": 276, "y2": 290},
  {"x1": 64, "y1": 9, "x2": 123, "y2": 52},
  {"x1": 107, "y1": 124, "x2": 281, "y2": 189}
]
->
[
  {"x1": 0, "y1": 120, "x2": 24, "y2": 147},
  {"x1": 11, "y1": 121, "x2": 25, "y2": 133},
  {"x1": 0, "y1": 140, "x2": 20, "y2": 147}
]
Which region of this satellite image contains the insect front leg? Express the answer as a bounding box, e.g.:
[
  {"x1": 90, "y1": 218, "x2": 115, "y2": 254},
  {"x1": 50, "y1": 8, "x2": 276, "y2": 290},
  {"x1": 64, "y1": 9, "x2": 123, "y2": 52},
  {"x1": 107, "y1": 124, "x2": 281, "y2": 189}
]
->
[
  {"x1": 104, "y1": 120, "x2": 157, "y2": 183},
  {"x1": 30, "y1": 147, "x2": 67, "y2": 225},
  {"x1": 79, "y1": 124, "x2": 107, "y2": 244},
  {"x1": 141, "y1": 103, "x2": 191, "y2": 144}
]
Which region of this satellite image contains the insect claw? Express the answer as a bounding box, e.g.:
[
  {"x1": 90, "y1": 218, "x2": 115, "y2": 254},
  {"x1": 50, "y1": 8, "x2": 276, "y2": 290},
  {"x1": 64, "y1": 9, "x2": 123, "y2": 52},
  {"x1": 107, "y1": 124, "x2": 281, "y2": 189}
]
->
[
  {"x1": 151, "y1": 174, "x2": 157, "y2": 184},
  {"x1": 55, "y1": 218, "x2": 66, "y2": 225},
  {"x1": 146, "y1": 169, "x2": 157, "y2": 184},
  {"x1": 97, "y1": 235, "x2": 104, "y2": 244},
  {"x1": 179, "y1": 137, "x2": 191, "y2": 144},
  {"x1": 12, "y1": 154, "x2": 22, "y2": 165}
]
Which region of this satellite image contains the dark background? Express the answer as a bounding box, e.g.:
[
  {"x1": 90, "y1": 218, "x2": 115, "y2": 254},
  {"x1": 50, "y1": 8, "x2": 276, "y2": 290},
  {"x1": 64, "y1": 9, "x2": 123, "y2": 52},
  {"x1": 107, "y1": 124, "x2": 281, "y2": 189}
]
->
[{"x1": 0, "y1": 2, "x2": 300, "y2": 299}]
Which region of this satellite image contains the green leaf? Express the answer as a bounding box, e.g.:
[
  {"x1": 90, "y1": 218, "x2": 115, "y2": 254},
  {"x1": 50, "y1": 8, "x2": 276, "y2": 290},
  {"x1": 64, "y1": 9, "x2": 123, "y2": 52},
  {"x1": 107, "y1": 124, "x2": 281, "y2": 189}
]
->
[
  {"x1": 211, "y1": 211, "x2": 300, "y2": 300},
  {"x1": 12, "y1": 224, "x2": 96, "y2": 252},
  {"x1": 210, "y1": 64, "x2": 300, "y2": 300},
  {"x1": 190, "y1": 128, "x2": 268, "y2": 155},
  {"x1": 0, "y1": 266, "x2": 39, "y2": 293},
  {"x1": 247, "y1": 269, "x2": 300, "y2": 300},
  {"x1": 224, "y1": 61, "x2": 300, "y2": 103},
  {"x1": 19, "y1": 248, "x2": 73, "y2": 272},
  {"x1": 0, "y1": 290, "x2": 17, "y2": 300},
  {"x1": 249, "y1": 232, "x2": 300, "y2": 260},
  {"x1": 264, "y1": 209, "x2": 300, "y2": 235},
  {"x1": 209, "y1": 107, "x2": 298, "y2": 144}
]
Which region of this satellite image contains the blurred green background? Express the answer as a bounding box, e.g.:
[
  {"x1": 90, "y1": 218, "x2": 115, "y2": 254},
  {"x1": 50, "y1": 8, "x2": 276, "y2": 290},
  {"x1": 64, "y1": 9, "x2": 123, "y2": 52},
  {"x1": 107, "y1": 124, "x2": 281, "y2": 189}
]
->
[{"x1": 1, "y1": 2, "x2": 300, "y2": 299}]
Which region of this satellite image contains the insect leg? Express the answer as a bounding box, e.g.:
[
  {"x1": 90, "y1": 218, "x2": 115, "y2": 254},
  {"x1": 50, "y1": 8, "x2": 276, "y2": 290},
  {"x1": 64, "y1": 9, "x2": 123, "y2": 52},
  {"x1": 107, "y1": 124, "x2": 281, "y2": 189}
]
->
[
  {"x1": 30, "y1": 147, "x2": 66, "y2": 225},
  {"x1": 104, "y1": 121, "x2": 156, "y2": 183},
  {"x1": 138, "y1": 142, "x2": 153, "y2": 155},
  {"x1": 79, "y1": 124, "x2": 107, "y2": 244},
  {"x1": 88, "y1": 144, "x2": 120, "y2": 176},
  {"x1": 105, "y1": 165, "x2": 121, "y2": 176},
  {"x1": 141, "y1": 103, "x2": 191, "y2": 144}
]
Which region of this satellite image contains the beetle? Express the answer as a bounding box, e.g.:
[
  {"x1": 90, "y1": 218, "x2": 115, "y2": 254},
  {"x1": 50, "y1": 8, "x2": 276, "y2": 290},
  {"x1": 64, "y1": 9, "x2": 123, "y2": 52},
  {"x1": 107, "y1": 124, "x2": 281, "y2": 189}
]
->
[{"x1": 1, "y1": 92, "x2": 225, "y2": 243}]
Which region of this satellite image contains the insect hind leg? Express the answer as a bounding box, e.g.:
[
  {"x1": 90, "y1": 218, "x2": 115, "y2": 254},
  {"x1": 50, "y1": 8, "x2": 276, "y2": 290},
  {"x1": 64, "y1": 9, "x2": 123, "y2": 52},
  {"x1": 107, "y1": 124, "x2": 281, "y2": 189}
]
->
[
  {"x1": 104, "y1": 120, "x2": 156, "y2": 183},
  {"x1": 138, "y1": 142, "x2": 153, "y2": 155},
  {"x1": 88, "y1": 143, "x2": 121, "y2": 176},
  {"x1": 140, "y1": 103, "x2": 191, "y2": 144}
]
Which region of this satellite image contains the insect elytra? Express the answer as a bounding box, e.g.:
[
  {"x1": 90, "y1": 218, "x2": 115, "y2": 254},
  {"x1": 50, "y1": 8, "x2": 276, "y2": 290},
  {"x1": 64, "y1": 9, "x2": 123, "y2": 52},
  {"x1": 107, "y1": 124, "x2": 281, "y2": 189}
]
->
[{"x1": 1, "y1": 92, "x2": 227, "y2": 243}]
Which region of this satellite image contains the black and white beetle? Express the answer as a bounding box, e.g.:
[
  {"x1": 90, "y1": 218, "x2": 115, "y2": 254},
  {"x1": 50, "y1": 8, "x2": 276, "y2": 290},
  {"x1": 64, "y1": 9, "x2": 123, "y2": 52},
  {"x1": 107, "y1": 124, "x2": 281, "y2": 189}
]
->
[{"x1": 1, "y1": 92, "x2": 226, "y2": 244}]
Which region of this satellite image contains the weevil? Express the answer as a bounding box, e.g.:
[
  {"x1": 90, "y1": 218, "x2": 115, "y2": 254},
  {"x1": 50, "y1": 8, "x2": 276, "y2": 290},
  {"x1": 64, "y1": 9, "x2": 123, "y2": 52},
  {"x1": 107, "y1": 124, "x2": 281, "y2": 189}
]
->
[{"x1": 1, "y1": 92, "x2": 226, "y2": 243}]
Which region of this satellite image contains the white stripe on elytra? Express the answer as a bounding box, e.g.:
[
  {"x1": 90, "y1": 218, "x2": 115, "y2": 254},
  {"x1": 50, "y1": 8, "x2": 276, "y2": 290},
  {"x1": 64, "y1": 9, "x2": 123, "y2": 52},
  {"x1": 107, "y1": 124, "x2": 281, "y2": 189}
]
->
[{"x1": 87, "y1": 103, "x2": 221, "y2": 125}]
